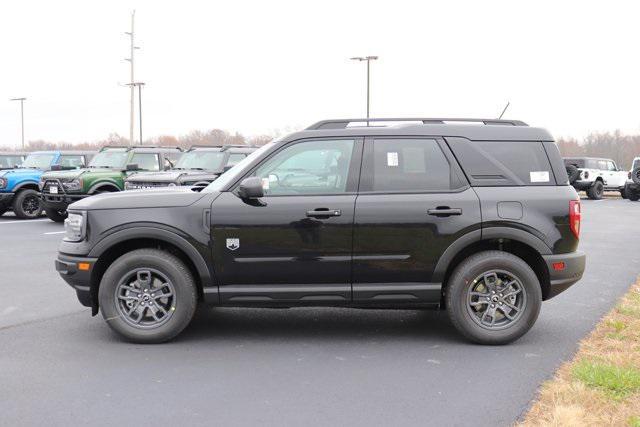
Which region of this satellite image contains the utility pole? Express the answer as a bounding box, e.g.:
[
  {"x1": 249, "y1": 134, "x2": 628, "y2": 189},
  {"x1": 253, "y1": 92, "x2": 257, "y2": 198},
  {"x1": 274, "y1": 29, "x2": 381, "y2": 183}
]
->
[
  {"x1": 127, "y1": 82, "x2": 145, "y2": 145},
  {"x1": 9, "y1": 97, "x2": 26, "y2": 150},
  {"x1": 350, "y1": 56, "x2": 378, "y2": 124},
  {"x1": 124, "y1": 10, "x2": 139, "y2": 146}
]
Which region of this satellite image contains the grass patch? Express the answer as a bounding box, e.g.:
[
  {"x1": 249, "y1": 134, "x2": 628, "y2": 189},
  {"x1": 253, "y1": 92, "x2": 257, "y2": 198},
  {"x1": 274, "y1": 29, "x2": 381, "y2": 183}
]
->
[
  {"x1": 520, "y1": 279, "x2": 640, "y2": 426},
  {"x1": 572, "y1": 360, "x2": 640, "y2": 399}
]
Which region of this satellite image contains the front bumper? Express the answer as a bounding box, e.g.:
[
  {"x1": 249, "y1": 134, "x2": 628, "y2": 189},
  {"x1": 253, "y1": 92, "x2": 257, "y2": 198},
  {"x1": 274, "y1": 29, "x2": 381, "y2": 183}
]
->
[
  {"x1": 41, "y1": 192, "x2": 87, "y2": 210},
  {"x1": 0, "y1": 192, "x2": 15, "y2": 210},
  {"x1": 55, "y1": 253, "x2": 97, "y2": 309},
  {"x1": 542, "y1": 251, "x2": 586, "y2": 299}
]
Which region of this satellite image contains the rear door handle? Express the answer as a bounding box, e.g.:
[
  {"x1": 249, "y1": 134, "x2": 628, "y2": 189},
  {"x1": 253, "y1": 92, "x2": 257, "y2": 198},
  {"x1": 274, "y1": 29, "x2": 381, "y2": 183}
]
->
[
  {"x1": 306, "y1": 209, "x2": 342, "y2": 218},
  {"x1": 427, "y1": 207, "x2": 462, "y2": 217}
]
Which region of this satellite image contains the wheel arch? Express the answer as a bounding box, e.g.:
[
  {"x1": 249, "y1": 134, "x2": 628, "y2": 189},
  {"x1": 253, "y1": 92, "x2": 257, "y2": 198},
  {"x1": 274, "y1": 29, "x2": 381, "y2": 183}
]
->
[
  {"x1": 88, "y1": 228, "x2": 215, "y2": 315},
  {"x1": 13, "y1": 181, "x2": 40, "y2": 192},
  {"x1": 88, "y1": 181, "x2": 121, "y2": 194},
  {"x1": 435, "y1": 229, "x2": 552, "y2": 305}
]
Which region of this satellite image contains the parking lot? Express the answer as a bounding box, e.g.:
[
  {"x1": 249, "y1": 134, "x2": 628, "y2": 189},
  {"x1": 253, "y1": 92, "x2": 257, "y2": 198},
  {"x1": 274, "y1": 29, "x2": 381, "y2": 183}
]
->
[{"x1": 0, "y1": 198, "x2": 639, "y2": 426}]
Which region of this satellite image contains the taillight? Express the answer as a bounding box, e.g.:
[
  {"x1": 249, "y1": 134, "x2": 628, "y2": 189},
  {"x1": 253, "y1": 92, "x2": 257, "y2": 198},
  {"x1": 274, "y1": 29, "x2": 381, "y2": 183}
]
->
[{"x1": 569, "y1": 200, "x2": 581, "y2": 239}]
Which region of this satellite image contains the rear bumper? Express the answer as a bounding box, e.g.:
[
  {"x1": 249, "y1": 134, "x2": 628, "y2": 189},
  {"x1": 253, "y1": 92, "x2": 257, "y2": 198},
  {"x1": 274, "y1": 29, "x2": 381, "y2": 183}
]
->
[
  {"x1": 55, "y1": 253, "x2": 97, "y2": 308},
  {"x1": 0, "y1": 192, "x2": 15, "y2": 210},
  {"x1": 572, "y1": 181, "x2": 594, "y2": 191},
  {"x1": 542, "y1": 251, "x2": 586, "y2": 299}
]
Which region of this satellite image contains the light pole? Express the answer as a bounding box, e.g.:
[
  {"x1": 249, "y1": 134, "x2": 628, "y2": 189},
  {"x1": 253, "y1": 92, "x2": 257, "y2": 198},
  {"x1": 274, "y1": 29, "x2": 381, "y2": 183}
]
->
[
  {"x1": 9, "y1": 97, "x2": 26, "y2": 150},
  {"x1": 350, "y1": 56, "x2": 378, "y2": 124},
  {"x1": 127, "y1": 82, "x2": 145, "y2": 145},
  {"x1": 124, "y1": 10, "x2": 140, "y2": 146}
]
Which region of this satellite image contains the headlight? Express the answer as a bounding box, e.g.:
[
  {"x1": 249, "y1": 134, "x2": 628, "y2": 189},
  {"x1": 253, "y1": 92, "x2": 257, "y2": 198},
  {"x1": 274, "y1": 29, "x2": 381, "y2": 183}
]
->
[
  {"x1": 0, "y1": 178, "x2": 6, "y2": 189},
  {"x1": 62, "y1": 179, "x2": 82, "y2": 191},
  {"x1": 64, "y1": 211, "x2": 87, "y2": 242}
]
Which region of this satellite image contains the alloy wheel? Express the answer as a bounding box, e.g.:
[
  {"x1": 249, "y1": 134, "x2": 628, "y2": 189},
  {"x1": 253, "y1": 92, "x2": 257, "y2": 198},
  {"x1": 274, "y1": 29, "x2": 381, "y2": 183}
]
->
[{"x1": 465, "y1": 270, "x2": 527, "y2": 330}]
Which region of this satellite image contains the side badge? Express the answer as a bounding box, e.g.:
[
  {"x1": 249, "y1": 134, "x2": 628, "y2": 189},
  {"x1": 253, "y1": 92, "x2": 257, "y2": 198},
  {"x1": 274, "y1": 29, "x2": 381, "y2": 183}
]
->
[{"x1": 226, "y1": 238, "x2": 240, "y2": 251}]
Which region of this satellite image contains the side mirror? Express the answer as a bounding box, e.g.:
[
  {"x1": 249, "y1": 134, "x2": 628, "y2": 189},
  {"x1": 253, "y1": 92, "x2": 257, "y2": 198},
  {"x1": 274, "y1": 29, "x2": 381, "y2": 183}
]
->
[
  {"x1": 238, "y1": 177, "x2": 264, "y2": 199},
  {"x1": 126, "y1": 163, "x2": 139, "y2": 171}
]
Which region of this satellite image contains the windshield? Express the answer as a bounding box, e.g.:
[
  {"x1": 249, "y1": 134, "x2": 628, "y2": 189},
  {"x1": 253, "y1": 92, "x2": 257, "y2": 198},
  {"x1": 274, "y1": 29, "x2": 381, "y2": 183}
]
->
[
  {"x1": 175, "y1": 151, "x2": 225, "y2": 170},
  {"x1": 204, "y1": 143, "x2": 275, "y2": 192},
  {"x1": 0, "y1": 155, "x2": 23, "y2": 168},
  {"x1": 21, "y1": 153, "x2": 56, "y2": 169},
  {"x1": 89, "y1": 150, "x2": 129, "y2": 168}
]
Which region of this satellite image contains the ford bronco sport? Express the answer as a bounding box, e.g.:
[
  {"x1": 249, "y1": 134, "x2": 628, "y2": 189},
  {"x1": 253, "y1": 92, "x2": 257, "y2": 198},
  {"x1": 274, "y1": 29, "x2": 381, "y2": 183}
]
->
[
  {"x1": 40, "y1": 145, "x2": 183, "y2": 222},
  {"x1": 124, "y1": 145, "x2": 258, "y2": 190},
  {"x1": 56, "y1": 118, "x2": 586, "y2": 345},
  {"x1": 0, "y1": 151, "x2": 93, "y2": 218}
]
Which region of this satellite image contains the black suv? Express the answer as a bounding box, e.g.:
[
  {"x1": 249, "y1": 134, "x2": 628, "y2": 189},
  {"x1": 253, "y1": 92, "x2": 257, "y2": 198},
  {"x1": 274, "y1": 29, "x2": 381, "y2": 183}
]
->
[
  {"x1": 124, "y1": 145, "x2": 258, "y2": 190},
  {"x1": 56, "y1": 118, "x2": 586, "y2": 345}
]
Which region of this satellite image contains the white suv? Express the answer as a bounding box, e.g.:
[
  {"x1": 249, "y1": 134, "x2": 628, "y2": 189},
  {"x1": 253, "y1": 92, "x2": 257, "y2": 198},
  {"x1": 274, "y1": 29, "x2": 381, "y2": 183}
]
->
[
  {"x1": 564, "y1": 157, "x2": 627, "y2": 200},
  {"x1": 624, "y1": 157, "x2": 640, "y2": 201}
]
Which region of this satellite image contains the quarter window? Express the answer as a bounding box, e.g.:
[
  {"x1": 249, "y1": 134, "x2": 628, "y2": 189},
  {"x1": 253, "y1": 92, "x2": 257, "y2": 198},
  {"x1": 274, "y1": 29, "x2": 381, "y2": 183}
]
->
[
  {"x1": 368, "y1": 139, "x2": 453, "y2": 192},
  {"x1": 131, "y1": 153, "x2": 160, "y2": 171},
  {"x1": 252, "y1": 139, "x2": 355, "y2": 195}
]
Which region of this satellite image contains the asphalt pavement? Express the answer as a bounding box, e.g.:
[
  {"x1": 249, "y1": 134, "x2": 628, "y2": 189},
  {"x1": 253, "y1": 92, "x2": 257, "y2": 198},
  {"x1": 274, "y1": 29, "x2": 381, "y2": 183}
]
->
[{"x1": 1, "y1": 199, "x2": 639, "y2": 426}]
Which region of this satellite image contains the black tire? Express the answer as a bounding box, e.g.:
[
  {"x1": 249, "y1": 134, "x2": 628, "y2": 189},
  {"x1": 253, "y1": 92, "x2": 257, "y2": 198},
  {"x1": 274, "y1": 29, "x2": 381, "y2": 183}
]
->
[
  {"x1": 45, "y1": 208, "x2": 68, "y2": 223},
  {"x1": 445, "y1": 250, "x2": 542, "y2": 345},
  {"x1": 632, "y1": 167, "x2": 640, "y2": 185},
  {"x1": 565, "y1": 164, "x2": 579, "y2": 184},
  {"x1": 586, "y1": 180, "x2": 604, "y2": 200},
  {"x1": 98, "y1": 248, "x2": 198, "y2": 343},
  {"x1": 628, "y1": 190, "x2": 640, "y2": 201},
  {"x1": 12, "y1": 189, "x2": 43, "y2": 219},
  {"x1": 620, "y1": 188, "x2": 627, "y2": 199}
]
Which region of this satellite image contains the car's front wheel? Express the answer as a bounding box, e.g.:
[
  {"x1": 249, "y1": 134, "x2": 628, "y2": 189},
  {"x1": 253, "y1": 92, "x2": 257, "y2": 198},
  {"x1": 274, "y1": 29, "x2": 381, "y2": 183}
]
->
[
  {"x1": 98, "y1": 248, "x2": 197, "y2": 343},
  {"x1": 44, "y1": 208, "x2": 67, "y2": 222},
  {"x1": 12, "y1": 189, "x2": 43, "y2": 219},
  {"x1": 445, "y1": 250, "x2": 542, "y2": 345}
]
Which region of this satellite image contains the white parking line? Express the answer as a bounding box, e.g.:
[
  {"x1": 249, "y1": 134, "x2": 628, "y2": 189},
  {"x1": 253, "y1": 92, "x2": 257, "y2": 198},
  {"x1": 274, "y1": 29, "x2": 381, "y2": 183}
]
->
[
  {"x1": 0, "y1": 219, "x2": 50, "y2": 225},
  {"x1": 44, "y1": 231, "x2": 66, "y2": 235}
]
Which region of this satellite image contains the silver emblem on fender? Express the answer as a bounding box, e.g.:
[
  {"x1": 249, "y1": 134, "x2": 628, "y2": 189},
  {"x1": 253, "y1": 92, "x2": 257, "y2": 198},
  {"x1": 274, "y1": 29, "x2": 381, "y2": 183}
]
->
[{"x1": 226, "y1": 238, "x2": 240, "y2": 251}]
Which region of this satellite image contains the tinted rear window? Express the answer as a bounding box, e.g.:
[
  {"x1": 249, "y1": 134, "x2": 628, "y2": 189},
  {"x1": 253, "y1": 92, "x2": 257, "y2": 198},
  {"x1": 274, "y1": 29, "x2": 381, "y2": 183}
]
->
[{"x1": 446, "y1": 138, "x2": 556, "y2": 186}]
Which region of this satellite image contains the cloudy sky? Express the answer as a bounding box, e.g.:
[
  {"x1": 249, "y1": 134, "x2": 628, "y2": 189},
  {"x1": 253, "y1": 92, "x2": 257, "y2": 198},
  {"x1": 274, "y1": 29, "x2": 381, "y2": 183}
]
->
[{"x1": 1, "y1": 0, "x2": 639, "y2": 148}]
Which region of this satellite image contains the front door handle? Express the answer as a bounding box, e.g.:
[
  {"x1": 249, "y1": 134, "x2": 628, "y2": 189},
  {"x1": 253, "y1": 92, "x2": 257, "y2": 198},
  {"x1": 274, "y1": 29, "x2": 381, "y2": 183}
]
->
[
  {"x1": 306, "y1": 209, "x2": 342, "y2": 218},
  {"x1": 427, "y1": 207, "x2": 462, "y2": 217}
]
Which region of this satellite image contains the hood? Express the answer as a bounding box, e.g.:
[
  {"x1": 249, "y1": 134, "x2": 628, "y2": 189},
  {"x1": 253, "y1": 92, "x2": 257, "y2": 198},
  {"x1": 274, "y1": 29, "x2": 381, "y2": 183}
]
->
[
  {"x1": 41, "y1": 168, "x2": 90, "y2": 180},
  {"x1": 69, "y1": 186, "x2": 208, "y2": 210},
  {"x1": 0, "y1": 168, "x2": 44, "y2": 177},
  {"x1": 127, "y1": 170, "x2": 221, "y2": 183}
]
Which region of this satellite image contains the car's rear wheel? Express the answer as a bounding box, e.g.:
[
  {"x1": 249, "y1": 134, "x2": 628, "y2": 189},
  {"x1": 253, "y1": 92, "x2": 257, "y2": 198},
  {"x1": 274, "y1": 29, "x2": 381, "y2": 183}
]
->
[
  {"x1": 98, "y1": 248, "x2": 197, "y2": 343},
  {"x1": 586, "y1": 180, "x2": 604, "y2": 200},
  {"x1": 44, "y1": 208, "x2": 67, "y2": 222},
  {"x1": 12, "y1": 189, "x2": 43, "y2": 219},
  {"x1": 445, "y1": 250, "x2": 542, "y2": 345},
  {"x1": 632, "y1": 167, "x2": 640, "y2": 185},
  {"x1": 628, "y1": 190, "x2": 640, "y2": 201}
]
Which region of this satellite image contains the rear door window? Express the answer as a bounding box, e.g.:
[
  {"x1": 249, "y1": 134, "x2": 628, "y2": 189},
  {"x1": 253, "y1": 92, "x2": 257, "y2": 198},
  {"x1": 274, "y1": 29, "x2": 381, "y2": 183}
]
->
[{"x1": 362, "y1": 138, "x2": 460, "y2": 192}]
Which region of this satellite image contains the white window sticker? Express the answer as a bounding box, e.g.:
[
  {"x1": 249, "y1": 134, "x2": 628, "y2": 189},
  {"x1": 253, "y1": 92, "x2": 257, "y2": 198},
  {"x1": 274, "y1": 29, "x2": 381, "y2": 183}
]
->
[
  {"x1": 530, "y1": 171, "x2": 550, "y2": 183},
  {"x1": 261, "y1": 177, "x2": 270, "y2": 190},
  {"x1": 387, "y1": 152, "x2": 399, "y2": 167}
]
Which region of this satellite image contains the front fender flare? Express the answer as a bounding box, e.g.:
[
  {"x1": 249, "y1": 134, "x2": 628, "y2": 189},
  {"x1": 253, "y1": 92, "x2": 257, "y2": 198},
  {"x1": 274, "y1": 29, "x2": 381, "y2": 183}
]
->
[{"x1": 88, "y1": 227, "x2": 215, "y2": 299}]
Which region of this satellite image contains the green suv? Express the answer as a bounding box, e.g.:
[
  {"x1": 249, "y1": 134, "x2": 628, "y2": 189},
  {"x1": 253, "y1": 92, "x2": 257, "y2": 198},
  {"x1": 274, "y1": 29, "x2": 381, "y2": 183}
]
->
[{"x1": 40, "y1": 146, "x2": 182, "y2": 222}]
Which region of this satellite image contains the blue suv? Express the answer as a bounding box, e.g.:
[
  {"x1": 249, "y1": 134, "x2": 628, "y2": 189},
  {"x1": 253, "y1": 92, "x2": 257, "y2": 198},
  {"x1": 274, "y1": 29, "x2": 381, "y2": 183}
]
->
[{"x1": 0, "y1": 151, "x2": 94, "y2": 219}]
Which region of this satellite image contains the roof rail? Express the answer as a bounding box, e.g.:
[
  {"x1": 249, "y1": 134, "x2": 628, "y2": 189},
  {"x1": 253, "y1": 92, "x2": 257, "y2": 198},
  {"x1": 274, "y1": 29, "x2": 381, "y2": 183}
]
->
[
  {"x1": 100, "y1": 145, "x2": 183, "y2": 151},
  {"x1": 306, "y1": 118, "x2": 529, "y2": 130},
  {"x1": 188, "y1": 144, "x2": 257, "y2": 151}
]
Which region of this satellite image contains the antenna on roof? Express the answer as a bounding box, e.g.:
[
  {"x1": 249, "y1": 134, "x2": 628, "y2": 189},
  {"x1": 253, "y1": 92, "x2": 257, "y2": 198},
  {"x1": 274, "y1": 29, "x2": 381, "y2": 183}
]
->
[{"x1": 498, "y1": 101, "x2": 510, "y2": 119}]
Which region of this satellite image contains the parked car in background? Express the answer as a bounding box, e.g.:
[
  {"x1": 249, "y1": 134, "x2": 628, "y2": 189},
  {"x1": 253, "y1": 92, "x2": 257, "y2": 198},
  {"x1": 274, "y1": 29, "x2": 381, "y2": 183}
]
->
[
  {"x1": 563, "y1": 157, "x2": 627, "y2": 199},
  {"x1": 623, "y1": 157, "x2": 640, "y2": 201},
  {"x1": 0, "y1": 151, "x2": 93, "y2": 218},
  {"x1": 56, "y1": 117, "x2": 585, "y2": 345},
  {"x1": 124, "y1": 145, "x2": 258, "y2": 190},
  {"x1": 0, "y1": 152, "x2": 26, "y2": 170},
  {"x1": 40, "y1": 145, "x2": 183, "y2": 222}
]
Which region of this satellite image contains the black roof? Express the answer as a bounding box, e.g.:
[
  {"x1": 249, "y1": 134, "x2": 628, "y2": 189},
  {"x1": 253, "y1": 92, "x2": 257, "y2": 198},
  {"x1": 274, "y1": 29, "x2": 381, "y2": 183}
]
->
[
  {"x1": 100, "y1": 145, "x2": 182, "y2": 152},
  {"x1": 187, "y1": 145, "x2": 258, "y2": 153},
  {"x1": 281, "y1": 118, "x2": 554, "y2": 142}
]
